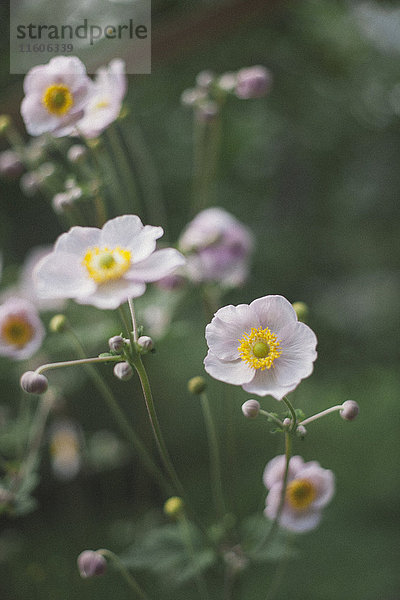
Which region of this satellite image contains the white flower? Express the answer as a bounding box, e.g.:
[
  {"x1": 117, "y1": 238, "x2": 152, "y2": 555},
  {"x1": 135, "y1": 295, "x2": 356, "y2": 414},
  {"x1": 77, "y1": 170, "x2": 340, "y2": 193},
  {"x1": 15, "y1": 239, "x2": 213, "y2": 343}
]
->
[
  {"x1": 34, "y1": 215, "x2": 186, "y2": 310},
  {"x1": 263, "y1": 454, "x2": 335, "y2": 533},
  {"x1": 178, "y1": 207, "x2": 253, "y2": 287},
  {"x1": 21, "y1": 56, "x2": 92, "y2": 137},
  {"x1": 0, "y1": 298, "x2": 45, "y2": 360},
  {"x1": 73, "y1": 59, "x2": 127, "y2": 139},
  {"x1": 204, "y1": 295, "x2": 317, "y2": 399}
]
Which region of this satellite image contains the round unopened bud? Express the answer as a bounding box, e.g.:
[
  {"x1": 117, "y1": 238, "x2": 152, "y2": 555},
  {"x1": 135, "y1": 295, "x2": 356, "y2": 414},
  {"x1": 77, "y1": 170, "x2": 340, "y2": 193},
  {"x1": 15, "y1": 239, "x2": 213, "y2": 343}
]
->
[
  {"x1": 218, "y1": 72, "x2": 237, "y2": 92},
  {"x1": 20, "y1": 172, "x2": 40, "y2": 196},
  {"x1": 77, "y1": 550, "x2": 107, "y2": 578},
  {"x1": 108, "y1": 335, "x2": 124, "y2": 353},
  {"x1": 235, "y1": 66, "x2": 272, "y2": 99},
  {"x1": 137, "y1": 335, "x2": 153, "y2": 352},
  {"x1": 113, "y1": 362, "x2": 133, "y2": 381},
  {"x1": 196, "y1": 70, "x2": 215, "y2": 90},
  {"x1": 241, "y1": 399, "x2": 260, "y2": 419},
  {"x1": 340, "y1": 400, "x2": 359, "y2": 421},
  {"x1": 0, "y1": 115, "x2": 11, "y2": 134},
  {"x1": 0, "y1": 150, "x2": 23, "y2": 178},
  {"x1": 49, "y1": 314, "x2": 67, "y2": 333},
  {"x1": 292, "y1": 301, "x2": 309, "y2": 323},
  {"x1": 20, "y1": 371, "x2": 48, "y2": 395},
  {"x1": 296, "y1": 424, "x2": 307, "y2": 437},
  {"x1": 283, "y1": 417, "x2": 292, "y2": 428},
  {"x1": 67, "y1": 144, "x2": 87, "y2": 164},
  {"x1": 187, "y1": 376, "x2": 206, "y2": 395},
  {"x1": 163, "y1": 496, "x2": 184, "y2": 519}
]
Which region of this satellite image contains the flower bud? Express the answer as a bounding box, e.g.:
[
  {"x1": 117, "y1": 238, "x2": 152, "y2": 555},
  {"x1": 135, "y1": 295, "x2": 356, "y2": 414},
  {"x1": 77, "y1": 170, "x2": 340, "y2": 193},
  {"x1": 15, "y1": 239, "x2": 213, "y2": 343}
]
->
[
  {"x1": 113, "y1": 362, "x2": 133, "y2": 381},
  {"x1": 49, "y1": 314, "x2": 67, "y2": 333},
  {"x1": 187, "y1": 376, "x2": 206, "y2": 395},
  {"x1": 340, "y1": 400, "x2": 359, "y2": 421},
  {"x1": 218, "y1": 72, "x2": 237, "y2": 92},
  {"x1": 283, "y1": 417, "x2": 292, "y2": 428},
  {"x1": 52, "y1": 192, "x2": 73, "y2": 214},
  {"x1": 196, "y1": 70, "x2": 215, "y2": 90},
  {"x1": 20, "y1": 371, "x2": 48, "y2": 395},
  {"x1": 163, "y1": 496, "x2": 184, "y2": 519},
  {"x1": 0, "y1": 150, "x2": 23, "y2": 178},
  {"x1": 77, "y1": 550, "x2": 107, "y2": 578},
  {"x1": 241, "y1": 399, "x2": 260, "y2": 419},
  {"x1": 196, "y1": 101, "x2": 219, "y2": 122},
  {"x1": 20, "y1": 172, "x2": 40, "y2": 196},
  {"x1": 296, "y1": 424, "x2": 307, "y2": 438},
  {"x1": 137, "y1": 335, "x2": 153, "y2": 353},
  {"x1": 67, "y1": 144, "x2": 87, "y2": 164},
  {"x1": 292, "y1": 301, "x2": 309, "y2": 323},
  {"x1": 235, "y1": 66, "x2": 272, "y2": 99},
  {"x1": 0, "y1": 115, "x2": 11, "y2": 133},
  {"x1": 108, "y1": 335, "x2": 124, "y2": 353}
]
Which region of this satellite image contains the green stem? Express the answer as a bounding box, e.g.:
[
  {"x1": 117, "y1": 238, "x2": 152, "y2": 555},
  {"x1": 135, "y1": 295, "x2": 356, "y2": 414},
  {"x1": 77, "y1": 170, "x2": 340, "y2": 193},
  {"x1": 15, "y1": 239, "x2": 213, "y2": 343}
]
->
[
  {"x1": 200, "y1": 391, "x2": 226, "y2": 518},
  {"x1": 264, "y1": 533, "x2": 291, "y2": 600},
  {"x1": 282, "y1": 396, "x2": 297, "y2": 430},
  {"x1": 97, "y1": 549, "x2": 151, "y2": 600},
  {"x1": 259, "y1": 410, "x2": 285, "y2": 429},
  {"x1": 179, "y1": 513, "x2": 210, "y2": 600},
  {"x1": 132, "y1": 355, "x2": 185, "y2": 499},
  {"x1": 106, "y1": 125, "x2": 142, "y2": 215},
  {"x1": 66, "y1": 328, "x2": 171, "y2": 493}
]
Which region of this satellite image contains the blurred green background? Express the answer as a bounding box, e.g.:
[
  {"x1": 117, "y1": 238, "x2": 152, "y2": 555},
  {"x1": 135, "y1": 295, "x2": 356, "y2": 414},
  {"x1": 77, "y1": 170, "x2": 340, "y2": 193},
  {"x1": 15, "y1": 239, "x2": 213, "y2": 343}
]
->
[{"x1": 0, "y1": 1, "x2": 399, "y2": 599}]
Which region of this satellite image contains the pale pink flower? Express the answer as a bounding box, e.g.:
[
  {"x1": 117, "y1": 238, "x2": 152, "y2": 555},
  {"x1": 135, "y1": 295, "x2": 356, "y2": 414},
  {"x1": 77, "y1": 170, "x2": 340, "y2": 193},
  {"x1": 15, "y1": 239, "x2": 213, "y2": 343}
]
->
[{"x1": 0, "y1": 298, "x2": 45, "y2": 360}]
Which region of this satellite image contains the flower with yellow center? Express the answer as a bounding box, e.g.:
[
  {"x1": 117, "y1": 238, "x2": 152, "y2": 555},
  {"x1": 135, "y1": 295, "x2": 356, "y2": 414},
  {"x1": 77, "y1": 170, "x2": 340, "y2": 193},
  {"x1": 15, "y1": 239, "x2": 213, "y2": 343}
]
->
[
  {"x1": 21, "y1": 56, "x2": 91, "y2": 137},
  {"x1": 204, "y1": 295, "x2": 317, "y2": 399},
  {"x1": 42, "y1": 84, "x2": 74, "y2": 116},
  {"x1": 34, "y1": 215, "x2": 186, "y2": 310},
  {"x1": 0, "y1": 298, "x2": 45, "y2": 360},
  {"x1": 263, "y1": 454, "x2": 335, "y2": 533}
]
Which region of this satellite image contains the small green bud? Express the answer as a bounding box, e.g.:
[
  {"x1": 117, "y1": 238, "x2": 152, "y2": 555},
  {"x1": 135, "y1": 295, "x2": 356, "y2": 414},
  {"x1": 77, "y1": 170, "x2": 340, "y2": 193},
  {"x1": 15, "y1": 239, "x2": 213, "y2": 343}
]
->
[
  {"x1": 0, "y1": 115, "x2": 11, "y2": 134},
  {"x1": 49, "y1": 314, "x2": 67, "y2": 333},
  {"x1": 188, "y1": 376, "x2": 206, "y2": 395},
  {"x1": 163, "y1": 496, "x2": 184, "y2": 519},
  {"x1": 292, "y1": 301, "x2": 309, "y2": 323}
]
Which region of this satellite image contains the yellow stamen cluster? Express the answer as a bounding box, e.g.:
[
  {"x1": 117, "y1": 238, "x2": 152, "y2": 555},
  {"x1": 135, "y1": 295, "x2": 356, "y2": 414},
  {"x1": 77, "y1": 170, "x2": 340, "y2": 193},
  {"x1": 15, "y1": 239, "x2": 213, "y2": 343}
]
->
[
  {"x1": 238, "y1": 326, "x2": 281, "y2": 370},
  {"x1": 83, "y1": 246, "x2": 131, "y2": 284},
  {"x1": 42, "y1": 84, "x2": 74, "y2": 116},
  {"x1": 50, "y1": 431, "x2": 79, "y2": 459},
  {"x1": 286, "y1": 479, "x2": 316, "y2": 510},
  {"x1": 1, "y1": 316, "x2": 34, "y2": 348}
]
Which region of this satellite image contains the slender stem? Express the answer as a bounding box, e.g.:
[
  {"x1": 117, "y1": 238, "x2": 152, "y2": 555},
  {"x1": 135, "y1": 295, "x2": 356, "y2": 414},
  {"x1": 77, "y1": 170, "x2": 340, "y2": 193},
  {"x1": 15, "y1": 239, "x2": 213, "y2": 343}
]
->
[
  {"x1": 18, "y1": 393, "x2": 54, "y2": 481},
  {"x1": 282, "y1": 396, "x2": 297, "y2": 430},
  {"x1": 97, "y1": 549, "x2": 151, "y2": 600},
  {"x1": 119, "y1": 306, "x2": 134, "y2": 348},
  {"x1": 35, "y1": 355, "x2": 121, "y2": 375},
  {"x1": 106, "y1": 125, "x2": 141, "y2": 214},
  {"x1": 179, "y1": 513, "x2": 210, "y2": 600},
  {"x1": 132, "y1": 355, "x2": 186, "y2": 499},
  {"x1": 200, "y1": 391, "x2": 226, "y2": 518},
  {"x1": 264, "y1": 533, "x2": 291, "y2": 600},
  {"x1": 259, "y1": 410, "x2": 285, "y2": 429},
  {"x1": 66, "y1": 328, "x2": 171, "y2": 493},
  {"x1": 299, "y1": 405, "x2": 343, "y2": 427},
  {"x1": 128, "y1": 299, "x2": 138, "y2": 342}
]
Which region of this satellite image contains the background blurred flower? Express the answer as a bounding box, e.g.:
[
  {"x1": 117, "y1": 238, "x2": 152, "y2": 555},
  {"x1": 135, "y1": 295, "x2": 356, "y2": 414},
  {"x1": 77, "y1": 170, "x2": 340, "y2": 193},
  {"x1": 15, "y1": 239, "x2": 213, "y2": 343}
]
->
[
  {"x1": 263, "y1": 454, "x2": 335, "y2": 533},
  {"x1": 21, "y1": 56, "x2": 92, "y2": 137},
  {"x1": 179, "y1": 207, "x2": 253, "y2": 287},
  {"x1": 204, "y1": 295, "x2": 317, "y2": 399},
  {"x1": 0, "y1": 150, "x2": 23, "y2": 178},
  {"x1": 0, "y1": 297, "x2": 45, "y2": 360},
  {"x1": 72, "y1": 59, "x2": 127, "y2": 139},
  {"x1": 34, "y1": 215, "x2": 186, "y2": 310},
  {"x1": 49, "y1": 419, "x2": 82, "y2": 481},
  {"x1": 235, "y1": 66, "x2": 272, "y2": 99}
]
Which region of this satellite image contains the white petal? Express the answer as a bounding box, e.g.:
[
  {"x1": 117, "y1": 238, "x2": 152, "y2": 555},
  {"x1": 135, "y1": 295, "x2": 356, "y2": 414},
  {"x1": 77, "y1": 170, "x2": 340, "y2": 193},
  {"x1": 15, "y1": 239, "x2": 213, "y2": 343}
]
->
[
  {"x1": 273, "y1": 322, "x2": 317, "y2": 386},
  {"x1": 34, "y1": 252, "x2": 96, "y2": 298},
  {"x1": 21, "y1": 94, "x2": 60, "y2": 136},
  {"x1": 263, "y1": 455, "x2": 305, "y2": 490},
  {"x1": 205, "y1": 303, "x2": 258, "y2": 360},
  {"x1": 76, "y1": 279, "x2": 146, "y2": 310},
  {"x1": 54, "y1": 226, "x2": 100, "y2": 256},
  {"x1": 127, "y1": 248, "x2": 185, "y2": 282},
  {"x1": 242, "y1": 367, "x2": 294, "y2": 399},
  {"x1": 296, "y1": 464, "x2": 335, "y2": 509},
  {"x1": 203, "y1": 351, "x2": 254, "y2": 385},
  {"x1": 100, "y1": 215, "x2": 144, "y2": 246},
  {"x1": 250, "y1": 295, "x2": 297, "y2": 335},
  {"x1": 279, "y1": 508, "x2": 322, "y2": 533}
]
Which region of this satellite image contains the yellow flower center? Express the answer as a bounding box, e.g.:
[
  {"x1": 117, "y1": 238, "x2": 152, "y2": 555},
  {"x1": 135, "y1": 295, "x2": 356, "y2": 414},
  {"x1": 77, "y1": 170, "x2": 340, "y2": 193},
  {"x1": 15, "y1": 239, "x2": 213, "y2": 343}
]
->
[
  {"x1": 286, "y1": 479, "x2": 316, "y2": 510},
  {"x1": 238, "y1": 326, "x2": 281, "y2": 370},
  {"x1": 83, "y1": 246, "x2": 131, "y2": 284},
  {"x1": 50, "y1": 431, "x2": 79, "y2": 458},
  {"x1": 42, "y1": 84, "x2": 74, "y2": 116},
  {"x1": 1, "y1": 316, "x2": 34, "y2": 348}
]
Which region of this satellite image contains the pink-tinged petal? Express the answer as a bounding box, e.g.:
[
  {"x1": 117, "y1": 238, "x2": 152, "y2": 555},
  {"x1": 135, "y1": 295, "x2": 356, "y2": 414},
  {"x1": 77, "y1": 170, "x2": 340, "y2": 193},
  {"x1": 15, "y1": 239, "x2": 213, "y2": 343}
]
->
[
  {"x1": 127, "y1": 225, "x2": 165, "y2": 262},
  {"x1": 47, "y1": 56, "x2": 88, "y2": 82},
  {"x1": 278, "y1": 509, "x2": 322, "y2": 533},
  {"x1": 205, "y1": 304, "x2": 258, "y2": 360},
  {"x1": 263, "y1": 455, "x2": 305, "y2": 490},
  {"x1": 242, "y1": 367, "x2": 294, "y2": 399},
  {"x1": 76, "y1": 279, "x2": 146, "y2": 310},
  {"x1": 250, "y1": 295, "x2": 298, "y2": 335},
  {"x1": 0, "y1": 298, "x2": 45, "y2": 360},
  {"x1": 54, "y1": 227, "x2": 101, "y2": 256},
  {"x1": 34, "y1": 252, "x2": 96, "y2": 299},
  {"x1": 204, "y1": 351, "x2": 255, "y2": 385},
  {"x1": 296, "y1": 464, "x2": 335, "y2": 509},
  {"x1": 127, "y1": 248, "x2": 185, "y2": 282},
  {"x1": 21, "y1": 95, "x2": 60, "y2": 136}
]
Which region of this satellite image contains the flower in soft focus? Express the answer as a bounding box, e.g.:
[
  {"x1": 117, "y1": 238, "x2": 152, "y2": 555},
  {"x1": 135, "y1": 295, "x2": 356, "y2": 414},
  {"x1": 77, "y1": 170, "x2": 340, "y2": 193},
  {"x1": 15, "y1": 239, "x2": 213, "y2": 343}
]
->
[
  {"x1": 179, "y1": 207, "x2": 253, "y2": 287},
  {"x1": 263, "y1": 455, "x2": 335, "y2": 532},
  {"x1": 0, "y1": 298, "x2": 45, "y2": 360},
  {"x1": 204, "y1": 295, "x2": 317, "y2": 399},
  {"x1": 34, "y1": 215, "x2": 185, "y2": 310},
  {"x1": 235, "y1": 66, "x2": 272, "y2": 99},
  {"x1": 21, "y1": 56, "x2": 92, "y2": 137},
  {"x1": 77, "y1": 550, "x2": 107, "y2": 578},
  {"x1": 49, "y1": 420, "x2": 81, "y2": 481},
  {"x1": 73, "y1": 59, "x2": 127, "y2": 139},
  {"x1": 0, "y1": 150, "x2": 23, "y2": 178}
]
